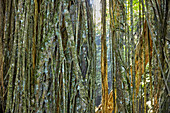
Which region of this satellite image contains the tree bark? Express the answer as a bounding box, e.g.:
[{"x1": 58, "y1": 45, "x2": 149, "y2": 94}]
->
[
  {"x1": 0, "y1": 0, "x2": 4, "y2": 112},
  {"x1": 101, "y1": 0, "x2": 108, "y2": 112}
]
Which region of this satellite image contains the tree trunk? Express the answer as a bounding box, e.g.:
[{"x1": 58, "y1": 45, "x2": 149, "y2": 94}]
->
[{"x1": 101, "y1": 0, "x2": 108, "y2": 112}]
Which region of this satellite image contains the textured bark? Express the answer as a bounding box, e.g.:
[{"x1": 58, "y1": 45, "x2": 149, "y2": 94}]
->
[
  {"x1": 135, "y1": 20, "x2": 152, "y2": 95},
  {"x1": 101, "y1": 0, "x2": 108, "y2": 112},
  {"x1": 30, "y1": 0, "x2": 38, "y2": 109},
  {"x1": 60, "y1": 15, "x2": 68, "y2": 53},
  {"x1": 0, "y1": 0, "x2": 4, "y2": 112},
  {"x1": 33, "y1": 0, "x2": 38, "y2": 70}
]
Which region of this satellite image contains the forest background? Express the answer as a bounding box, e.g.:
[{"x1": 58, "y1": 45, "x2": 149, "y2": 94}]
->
[{"x1": 0, "y1": 0, "x2": 169, "y2": 113}]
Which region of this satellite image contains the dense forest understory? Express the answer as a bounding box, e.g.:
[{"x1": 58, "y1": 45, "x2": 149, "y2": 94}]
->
[{"x1": 0, "y1": 0, "x2": 169, "y2": 113}]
